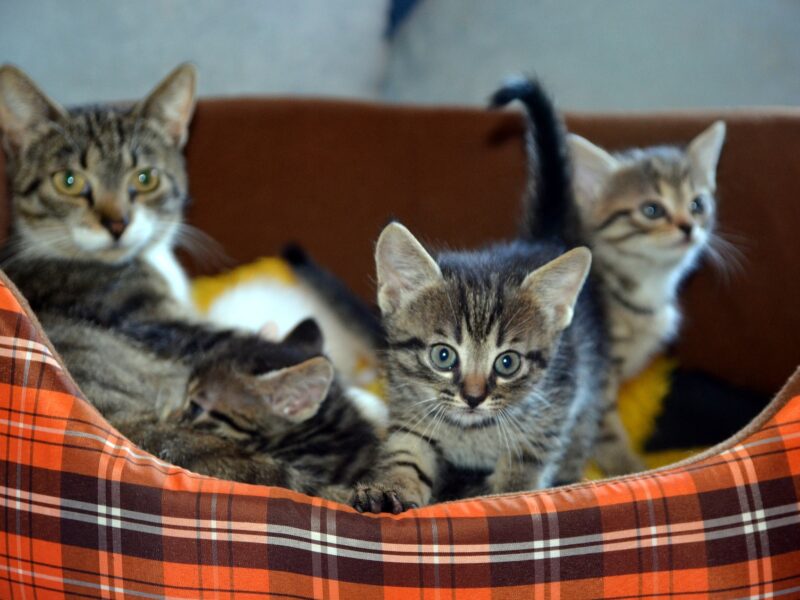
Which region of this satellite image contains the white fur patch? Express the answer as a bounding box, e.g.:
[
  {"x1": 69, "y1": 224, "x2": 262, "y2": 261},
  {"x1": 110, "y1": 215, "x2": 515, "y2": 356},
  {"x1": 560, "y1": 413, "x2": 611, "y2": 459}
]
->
[
  {"x1": 345, "y1": 387, "x2": 388, "y2": 428},
  {"x1": 205, "y1": 278, "x2": 374, "y2": 385},
  {"x1": 144, "y1": 243, "x2": 192, "y2": 307},
  {"x1": 70, "y1": 226, "x2": 111, "y2": 252}
]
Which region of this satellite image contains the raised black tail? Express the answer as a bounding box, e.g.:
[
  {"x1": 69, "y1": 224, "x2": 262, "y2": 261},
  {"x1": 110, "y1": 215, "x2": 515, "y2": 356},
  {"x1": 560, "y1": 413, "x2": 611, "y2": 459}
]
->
[
  {"x1": 281, "y1": 244, "x2": 386, "y2": 349},
  {"x1": 490, "y1": 76, "x2": 580, "y2": 247}
]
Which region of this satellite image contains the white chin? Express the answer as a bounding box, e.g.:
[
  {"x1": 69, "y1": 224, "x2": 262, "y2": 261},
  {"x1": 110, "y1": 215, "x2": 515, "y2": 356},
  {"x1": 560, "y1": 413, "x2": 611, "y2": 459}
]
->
[{"x1": 448, "y1": 407, "x2": 494, "y2": 427}]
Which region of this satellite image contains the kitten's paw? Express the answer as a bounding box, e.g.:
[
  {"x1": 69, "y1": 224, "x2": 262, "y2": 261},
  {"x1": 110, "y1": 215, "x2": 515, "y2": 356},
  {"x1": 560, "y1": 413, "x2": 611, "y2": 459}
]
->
[{"x1": 351, "y1": 483, "x2": 419, "y2": 514}]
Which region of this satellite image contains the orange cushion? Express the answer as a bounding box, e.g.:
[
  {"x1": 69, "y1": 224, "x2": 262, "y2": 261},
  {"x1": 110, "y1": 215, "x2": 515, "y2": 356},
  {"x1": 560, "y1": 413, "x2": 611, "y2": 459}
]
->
[{"x1": 0, "y1": 272, "x2": 798, "y2": 598}]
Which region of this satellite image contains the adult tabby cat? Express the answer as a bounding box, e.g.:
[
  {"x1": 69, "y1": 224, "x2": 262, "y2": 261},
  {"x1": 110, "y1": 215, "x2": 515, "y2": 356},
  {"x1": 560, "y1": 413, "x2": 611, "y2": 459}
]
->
[
  {"x1": 565, "y1": 122, "x2": 726, "y2": 474},
  {"x1": 0, "y1": 64, "x2": 378, "y2": 499},
  {"x1": 352, "y1": 79, "x2": 609, "y2": 513}
]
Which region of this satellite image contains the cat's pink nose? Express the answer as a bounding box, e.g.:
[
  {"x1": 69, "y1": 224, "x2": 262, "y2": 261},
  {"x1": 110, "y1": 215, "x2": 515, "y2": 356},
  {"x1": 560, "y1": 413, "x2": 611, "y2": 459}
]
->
[
  {"x1": 101, "y1": 216, "x2": 130, "y2": 240},
  {"x1": 678, "y1": 223, "x2": 693, "y2": 239},
  {"x1": 461, "y1": 375, "x2": 487, "y2": 408}
]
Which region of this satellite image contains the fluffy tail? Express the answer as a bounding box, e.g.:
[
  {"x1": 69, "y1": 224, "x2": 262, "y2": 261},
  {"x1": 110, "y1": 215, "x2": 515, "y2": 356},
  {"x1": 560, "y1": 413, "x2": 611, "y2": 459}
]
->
[
  {"x1": 281, "y1": 244, "x2": 386, "y2": 349},
  {"x1": 490, "y1": 76, "x2": 580, "y2": 246}
]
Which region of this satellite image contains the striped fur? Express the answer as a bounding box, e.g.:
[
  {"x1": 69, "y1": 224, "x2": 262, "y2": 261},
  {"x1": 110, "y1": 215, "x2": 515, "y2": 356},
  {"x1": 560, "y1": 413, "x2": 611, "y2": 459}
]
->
[
  {"x1": 568, "y1": 123, "x2": 727, "y2": 474},
  {"x1": 354, "y1": 80, "x2": 609, "y2": 513},
  {"x1": 0, "y1": 64, "x2": 379, "y2": 499}
]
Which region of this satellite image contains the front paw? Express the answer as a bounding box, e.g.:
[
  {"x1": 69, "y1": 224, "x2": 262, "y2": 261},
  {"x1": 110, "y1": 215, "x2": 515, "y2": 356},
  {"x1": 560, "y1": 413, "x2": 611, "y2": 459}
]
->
[{"x1": 351, "y1": 483, "x2": 421, "y2": 514}]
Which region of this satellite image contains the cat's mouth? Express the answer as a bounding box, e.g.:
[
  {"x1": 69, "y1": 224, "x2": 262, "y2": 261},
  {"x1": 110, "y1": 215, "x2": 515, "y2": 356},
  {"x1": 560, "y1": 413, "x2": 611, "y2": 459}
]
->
[{"x1": 443, "y1": 406, "x2": 496, "y2": 428}]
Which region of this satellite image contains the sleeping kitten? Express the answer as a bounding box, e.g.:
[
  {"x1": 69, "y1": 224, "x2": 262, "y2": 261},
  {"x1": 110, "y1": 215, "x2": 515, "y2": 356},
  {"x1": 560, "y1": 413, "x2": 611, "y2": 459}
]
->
[
  {"x1": 172, "y1": 318, "x2": 381, "y2": 502},
  {"x1": 0, "y1": 64, "x2": 379, "y2": 497},
  {"x1": 566, "y1": 122, "x2": 727, "y2": 474},
  {"x1": 352, "y1": 80, "x2": 609, "y2": 513}
]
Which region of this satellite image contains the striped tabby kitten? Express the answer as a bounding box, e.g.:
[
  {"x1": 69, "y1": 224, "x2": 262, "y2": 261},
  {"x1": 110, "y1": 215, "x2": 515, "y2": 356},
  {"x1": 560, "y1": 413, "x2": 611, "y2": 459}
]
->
[
  {"x1": 353, "y1": 80, "x2": 609, "y2": 513},
  {"x1": 567, "y1": 122, "x2": 726, "y2": 474},
  {"x1": 0, "y1": 64, "x2": 378, "y2": 498}
]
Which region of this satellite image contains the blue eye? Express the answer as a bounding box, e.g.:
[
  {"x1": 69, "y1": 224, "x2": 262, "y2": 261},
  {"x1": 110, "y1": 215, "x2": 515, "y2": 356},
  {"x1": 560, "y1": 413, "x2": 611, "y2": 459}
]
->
[
  {"x1": 640, "y1": 201, "x2": 666, "y2": 219},
  {"x1": 429, "y1": 344, "x2": 458, "y2": 371},
  {"x1": 493, "y1": 351, "x2": 521, "y2": 377},
  {"x1": 690, "y1": 196, "x2": 705, "y2": 215}
]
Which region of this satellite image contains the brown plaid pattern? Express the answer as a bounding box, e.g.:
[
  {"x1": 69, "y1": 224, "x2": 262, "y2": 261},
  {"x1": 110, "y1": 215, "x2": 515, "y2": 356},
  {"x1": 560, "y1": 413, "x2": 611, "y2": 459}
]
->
[{"x1": 0, "y1": 273, "x2": 798, "y2": 599}]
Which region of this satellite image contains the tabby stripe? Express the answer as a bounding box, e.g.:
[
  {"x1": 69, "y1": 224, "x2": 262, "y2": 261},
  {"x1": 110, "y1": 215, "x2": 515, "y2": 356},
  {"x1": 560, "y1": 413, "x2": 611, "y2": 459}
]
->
[
  {"x1": 594, "y1": 209, "x2": 632, "y2": 231},
  {"x1": 388, "y1": 425, "x2": 439, "y2": 449},
  {"x1": 390, "y1": 461, "x2": 434, "y2": 489},
  {"x1": 18, "y1": 178, "x2": 42, "y2": 196},
  {"x1": 608, "y1": 287, "x2": 655, "y2": 315},
  {"x1": 594, "y1": 430, "x2": 619, "y2": 443},
  {"x1": 390, "y1": 337, "x2": 424, "y2": 351},
  {"x1": 383, "y1": 449, "x2": 418, "y2": 460},
  {"x1": 208, "y1": 410, "x2": 259, "y2": 435},
  {"x1": 518, "y1": 454, "x2": 544, "y2": 465},
  {"x1": 525, "y1": 350, "x2": 547, "y2": 369},
  {"x1": 605, "y1": 229, "x2": 650, "y2": 243}
]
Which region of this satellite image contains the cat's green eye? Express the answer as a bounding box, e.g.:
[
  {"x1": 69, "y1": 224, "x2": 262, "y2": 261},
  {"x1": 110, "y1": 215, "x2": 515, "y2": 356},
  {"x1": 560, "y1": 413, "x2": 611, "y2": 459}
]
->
[
  {"x1": 640, "y1": 201, "x2": 666, "y2": 220},
  {"x1": 689, "y1": 196, "x2": 705, "y2": 215},
  {"x1": 494, "y1": 351, "x2": 521, "y2": 377},
  {"x1": 51, "y1": 169, "x2": 87, "y2": 196},
  {"x1": 429, "y1": 344, "x2": 458, "y2": 371},
  {"x1": 131, "y1": 168, "x2": 160, "y2": 193}
]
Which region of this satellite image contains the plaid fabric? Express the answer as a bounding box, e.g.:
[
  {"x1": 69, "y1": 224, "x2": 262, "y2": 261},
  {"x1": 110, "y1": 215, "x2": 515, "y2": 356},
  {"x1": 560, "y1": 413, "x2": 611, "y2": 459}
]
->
[{"x1": 0, "y1": 274, "x2": 798, "y2": 599}]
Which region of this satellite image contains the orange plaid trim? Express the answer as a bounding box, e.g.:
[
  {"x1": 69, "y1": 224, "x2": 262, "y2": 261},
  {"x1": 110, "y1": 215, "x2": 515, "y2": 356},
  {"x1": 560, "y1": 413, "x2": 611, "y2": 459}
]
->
[{"x1": 0, "y1": 275, "x2": 798, "y2": 598}]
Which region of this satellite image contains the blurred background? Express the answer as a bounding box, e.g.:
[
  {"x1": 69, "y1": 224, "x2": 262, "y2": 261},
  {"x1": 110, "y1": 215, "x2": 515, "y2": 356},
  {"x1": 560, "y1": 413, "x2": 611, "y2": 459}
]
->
[{"x1": 2, "y1": 0, "x2": 799, "y2": 110}]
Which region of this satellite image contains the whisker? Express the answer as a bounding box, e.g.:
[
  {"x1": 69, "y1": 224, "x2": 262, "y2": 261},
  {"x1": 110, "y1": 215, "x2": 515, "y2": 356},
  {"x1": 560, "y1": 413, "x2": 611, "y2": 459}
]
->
[
  {"x1": 171, "y1": 222, "x2": 233, "y2": 273},
  {"x1": 705, "y1": 231, "x2": 747, "y2": 285}
]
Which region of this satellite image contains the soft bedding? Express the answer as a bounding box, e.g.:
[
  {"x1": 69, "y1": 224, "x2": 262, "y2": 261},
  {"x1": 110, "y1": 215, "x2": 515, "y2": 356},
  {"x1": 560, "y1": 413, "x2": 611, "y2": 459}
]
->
[{"x1": 0, "y1": 271, "x2": 798, "y2": 598}]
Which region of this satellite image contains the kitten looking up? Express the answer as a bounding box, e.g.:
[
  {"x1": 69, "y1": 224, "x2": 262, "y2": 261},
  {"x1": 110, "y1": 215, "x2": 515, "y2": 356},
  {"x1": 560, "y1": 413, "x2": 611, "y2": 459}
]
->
[
  {"x1": 567, "y1": 122, "x2": 727, "y2": 474},
  {"x1": 568, "y1": 123, "x2": 726, "y2": 380}
]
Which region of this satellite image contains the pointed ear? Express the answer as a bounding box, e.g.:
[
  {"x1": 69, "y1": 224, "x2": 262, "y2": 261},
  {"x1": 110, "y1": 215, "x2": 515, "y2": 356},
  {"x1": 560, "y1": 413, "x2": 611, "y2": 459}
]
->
[
  {"x1": 256, "y1": 357, "x2": 334, "y2": 423},
  {"x1": 136, "y1": 63, "x2": 196, "y2": 147},
  {"x1": 568, "y1": 133, "x2": 619, "y2": 203},
  {"x1": 521, "y1": 247, "x2": 592, "y2": 331},
  {"x1": 0, "y1": 64, "x2": 67, "y2": 153},
  {"x1": 687, "y1": 120, "x2": 726, "y2": 190},
  {"x1": 282, "y1": 318, "x2": 325, "y2": 355},
  {"x1": 375, "y1": 222, "x2": 442, "y2": 314}
]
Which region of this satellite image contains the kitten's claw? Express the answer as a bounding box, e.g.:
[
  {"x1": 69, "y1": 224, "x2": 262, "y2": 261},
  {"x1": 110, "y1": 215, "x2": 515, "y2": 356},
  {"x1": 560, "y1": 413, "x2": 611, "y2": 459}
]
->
[{"x1": 352, "y1": 484, "x2": 416, "y2": 514}]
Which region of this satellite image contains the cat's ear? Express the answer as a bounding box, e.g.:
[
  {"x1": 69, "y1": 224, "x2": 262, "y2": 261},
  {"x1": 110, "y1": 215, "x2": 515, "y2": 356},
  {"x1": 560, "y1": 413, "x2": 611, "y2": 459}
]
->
[
  {"x1": 282, "y1": 318, "x2": 325, "y2": 355},
  {"x1": 375, "y1": 222, "x2": 442, "y2": 314},
  {"x1": 137, "y1": 63, "x2": 196, "y2": 147},
  {"x1": 568, "y1": 133, "x2": 619, "y2": 203},
  {"x1": 687, "y1": 120, "x2": 726, "y2": 190},
  {"x1": 256, "y1": 356, "x2": 334, "y2": 423},
  {"x1": 522, "y1": 247, "x2": 592, "y2": 331},
  {"x1": 0, "y1": 65, "x2": 67, "y2": 153}
]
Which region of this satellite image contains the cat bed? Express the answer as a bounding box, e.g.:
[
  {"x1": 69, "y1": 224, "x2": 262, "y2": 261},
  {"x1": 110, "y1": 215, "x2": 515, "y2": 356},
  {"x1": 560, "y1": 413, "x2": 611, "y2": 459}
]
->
[{"x1": 1, "y1": 271, "x2": 799, "y2": 598}]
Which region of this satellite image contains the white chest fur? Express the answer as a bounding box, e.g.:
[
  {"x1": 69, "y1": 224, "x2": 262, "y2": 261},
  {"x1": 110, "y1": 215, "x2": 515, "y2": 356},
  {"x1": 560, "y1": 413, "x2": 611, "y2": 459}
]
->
[
  {"x1": 611, "y1": 304, "x2": 680, "y2": 379},
  {"x1": 144, "y1": 244, "x2": 193, "y2": 308}
]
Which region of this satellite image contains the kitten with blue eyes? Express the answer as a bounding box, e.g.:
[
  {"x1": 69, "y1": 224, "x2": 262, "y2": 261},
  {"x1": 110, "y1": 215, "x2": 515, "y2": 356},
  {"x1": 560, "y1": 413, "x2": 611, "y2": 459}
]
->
[
  {"x1": 566, "y1": 122, "x2": 727, "y2": 474},
  {"x1": 352, "y1": 80, "x2": 609, "y2": 514}
]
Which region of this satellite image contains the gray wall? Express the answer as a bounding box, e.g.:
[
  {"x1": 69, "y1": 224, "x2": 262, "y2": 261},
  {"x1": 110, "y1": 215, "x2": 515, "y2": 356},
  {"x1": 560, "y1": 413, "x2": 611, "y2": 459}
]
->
[
  {"x1": 0, "y1": 0, "x2": 388, "y2": 104},
  {"x1": 1, "y1": 0, "x2": 799, "y2": 110},
  {"x1": 383, "y1": 0, "x2": 800, "y2": 110}
]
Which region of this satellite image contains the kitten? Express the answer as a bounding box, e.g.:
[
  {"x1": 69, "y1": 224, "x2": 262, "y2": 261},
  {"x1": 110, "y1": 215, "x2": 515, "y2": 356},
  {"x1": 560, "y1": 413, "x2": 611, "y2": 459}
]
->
[
  {"x1": 172, "y1": 319, "x2": 381, "y2": 502},
  {"x1": 352, "y1": 79, "x2": 609, "y2": 513},
  {"x1": 566, "y1": 123, "x2": 726, "y2": 474},
  {"x1": 0, "y1": 64, "x2": 379, "y2": 497}
]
